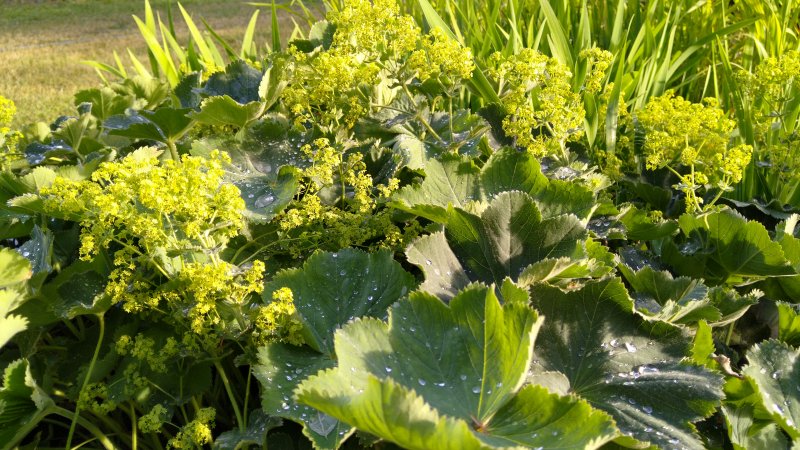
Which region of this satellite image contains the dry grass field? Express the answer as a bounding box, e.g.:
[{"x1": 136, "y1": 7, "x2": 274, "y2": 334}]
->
[{"x1": 0, "y1": 0, "x2": 313, "y2": 126}]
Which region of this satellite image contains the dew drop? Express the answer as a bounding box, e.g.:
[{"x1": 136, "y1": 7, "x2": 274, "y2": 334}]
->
[
  {"x1": 418, "y1": 378, "x2": 427, "y2": 386},
  {"x1": 472, "y1": 386, "x2": 480, "y2": 394}
]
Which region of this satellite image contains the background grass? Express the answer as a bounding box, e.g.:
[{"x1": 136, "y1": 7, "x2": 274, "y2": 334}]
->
[{"x1": 0, "y1": 0, "x2": 306, "y2": 126}]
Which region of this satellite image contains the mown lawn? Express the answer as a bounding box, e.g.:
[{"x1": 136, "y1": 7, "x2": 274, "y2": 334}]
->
[{"x1": 0, "y1": 0, "x2": 310, "y2": 126}]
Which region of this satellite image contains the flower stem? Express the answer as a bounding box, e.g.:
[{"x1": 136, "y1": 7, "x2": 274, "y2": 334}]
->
[
  {"x1": 65, "y1": 314, "x2": 105, "y2": 450},
  {"x1": 214, "y1": 360, "x2": 245, "y2": 432}
]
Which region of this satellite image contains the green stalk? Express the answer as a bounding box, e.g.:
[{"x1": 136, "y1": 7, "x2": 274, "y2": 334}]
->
[
  {"x1": 130, "y1": 403, "x2": 138, "y2": 450},
  {"x1": 65, "y1": 314, "x2": 105, "y2": 450},
  {"x1": 52, "y1": 406, "x2": 115, "y2": 450},
  {"x1": 214, "y1": 360, "x2": 245, "y2": 432},
  {"x1": 166, "y1": 139, "x2": 180, "y2": 163}
]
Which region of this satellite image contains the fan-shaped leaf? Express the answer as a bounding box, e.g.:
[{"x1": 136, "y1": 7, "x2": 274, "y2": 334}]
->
[
  {"x1": 663, "y1": 208, "x2": 795, "y2": 285},
  {"x1": 530, "y1": 278, "x2": 724, "y2": 449},
  {"x1": 297, "y1": 285, "x2": 616, "y2": 449},
  {"x1": 742, "y1": 340, "x2": 800, "y2": 439},
  {"x1": 406, "y1": 192, "x2": 586, "y2": 299},
  {"x1": 254, "y1": 249, "x2": 416, "y2": 449},
  {"x1": 619, "y1": 265, "x2": 720, "y2": 325}
]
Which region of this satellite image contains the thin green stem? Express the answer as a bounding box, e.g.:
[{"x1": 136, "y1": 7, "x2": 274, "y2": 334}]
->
[
  {"x1": 65, "y1": 314, "x2": 105, "y2": 450},
  {"x1": 129, "y1": 403, "x2": 138, "y2": 450},
  {"x1": 53, "y1": 405, "x2": 114, "y2": 450},
  {"x1": 214, "y1": 360, "x2": 245, "y2": 432},
  {"x1": 242, "y1": 370, "x2": 252, "y2": 427},
  {"x1": 166, "y1": 139, "x2": 180, "y2": 163},
  {"x1": 725, "y1": 321, "x2": 736, "y2": 347}
]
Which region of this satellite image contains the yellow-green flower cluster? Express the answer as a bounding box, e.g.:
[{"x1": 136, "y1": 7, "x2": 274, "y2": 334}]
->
[
  {"x1": 176, "y1": 260, "x2": 266, "y2": 335},
  {"x1": 579, "y1": 48, "x2": 613, "y2": 95},
  {"x1": 0, "y1": 96, "x2": 23, "y2": 169},
  {"x1": 638, "y1": 91, "x2": 752, "y2": 211},
  {"x1": 737, "y1": 51, "x2": 800, "y2": 185},
  {"x1": 488, "y1": 49, "x2": 584, "y2": 157},
  {"x1": 284, "y1": 0, "x2": 474, "y2": 129},
  {"x1": 139, "y1": 404, "x2": 169, "y2": 434},
  {"x1": 283, "y1": 50, "x2": 381, "y2": 129},
  {"x1": 116, "y1": 333, "x2": 180, "y2": 373},
  {"x1": 327, "y1": 0, "x2": 420, "y2": 57},
  {"x1": 638, "y1": 92, "x2": 735, "y2": 173},
  {"x1": 40, "y1": 149, "x2": 269, "y2": 344},
  {"x1": 168, "y1": 407, "x2": 215, "y2": 449},
  {"x1": 253, "y1": 287, "x2": 305, "y2": 346},
  {"x1": 41, "y1": 149, "x2": 243, "y2": 261},
  {"x1": 740, "y1": 51, "x2": 800, "y2": 104},
  {"x1": 407, "y1": 28, "x2": 475, "y2": 83},
  {"x1": 78, "y1": 382, "x2": 117, "y2": 416},
  {"x1": 276, "y1": 139, "x2": 415, "y2": 256}
]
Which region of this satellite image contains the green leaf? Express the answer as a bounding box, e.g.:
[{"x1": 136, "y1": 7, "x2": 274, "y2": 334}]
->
[
  {"x1": 254, "y1": 344, "x2": 348, "y2": 449},
  {"x1": 74, "y1": 87, "x2": 134, "y2": 121},
  {"x1": 517, "y1": 256, "x2": 608, "y2": 287},
  {"x1": 196, "y1": 60, "x2": 264, "y2": 104},
  {"x1": 769, "y1": 215, "x2": 800, "y2": 301},
  {"x1": 394, "y1": 149, "x2": 596, "y2": 223},
  {"x1": 404, "y1": 232, "x2": 471, "y2": 300},
  {"x1": 407, "y1": 191, "x2": 586, "y2": 298},
  {"x1": 619, "y1": 265, "x2": 720, "y2": 325},
  {"x1": 255, "y1": 249, "x2": 415, "y2": 448},
  {"x1": 690, "y1": 321, "x2": 715, "y2": 367},
  {"x1": 0, "y1": 359, "x2": 53, "y2": 447},
  {"x1": 742, "y1": 340, "x2": 800, "y2": 439},
  {"x1": 189, "y1": 96, "x2": 263, "y2": 131},
  {"x1": 175, "y1": 72, "x2": 203, "y2": 109},
  {"x1": 232, "y1": 167, "x2": 298, "y2": 223},
  {"x1": 16, "y1": 225, "x2": 53, "y2": 276},
  {"x1": 706, "y1": 286, "x2": 759, "y2": 327},
  {"x1": 105, "y1": 111, "x2": 167, "y2": 142},
  {"x1": 722, "y1": 375, "x2": 787, "y2": 450},
  {"x1": 297, "y1": 285, "x2": 616, "y2": 449},
  {"x1": 213, "y1": 410, "x2": 282, "y2": 450},
  {"x1": 615, "y1": 205, "x2": 679, "y2": 241},
  {"x1": 530, "y1": 278, "x2": 724, "y2": 449},
  {"x1": 393, "y1": 155, "x2": 482, "y2": 222},
  {"x1": 263, "y1": 249, "x2": 416, "y2": 355},
  {"x1": 0, "y1": 314, "x2": 27, "y2": 351},
  {"x1": 663, "y1": 208, "x2": 796, "y2": 285},
  {"x1": 481, "y1": 148, "x2": 595, "y2": 219},
  {"x1": 778, "y1": 302, "x2": 800, "y2": 347},
  {"x1": 722, "y1": 403, "x2": 789, "y2": 450},
  {"x1": 0, "y1": 248, "x2": 31, "y2": 289}
]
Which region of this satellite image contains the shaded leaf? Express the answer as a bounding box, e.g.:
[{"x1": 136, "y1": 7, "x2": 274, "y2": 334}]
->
[
  {"x1": 530, "y1": 278, "x2": 724, "y2": 449},
  {"x1": 407, "y1": 192, "x2": 585, "y2": 299},
  {"x1": 213, "y1": 410, "x2": 282, "y2": 450},
  {"x1": 663, "y1": 208, "x2": 795, "y2": 285},
  {"x1": 195, "y1": 60, "x2": 264, "y2": 104}
]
